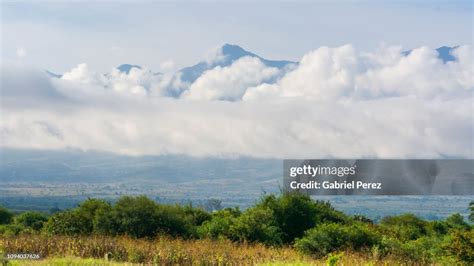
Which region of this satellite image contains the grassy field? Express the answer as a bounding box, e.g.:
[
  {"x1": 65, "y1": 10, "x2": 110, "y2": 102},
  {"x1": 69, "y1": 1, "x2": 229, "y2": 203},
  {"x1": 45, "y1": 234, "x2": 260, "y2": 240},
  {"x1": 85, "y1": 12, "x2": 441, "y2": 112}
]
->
[{"x1": 0, "y1": 235, "x2": 410, "y2": 266}]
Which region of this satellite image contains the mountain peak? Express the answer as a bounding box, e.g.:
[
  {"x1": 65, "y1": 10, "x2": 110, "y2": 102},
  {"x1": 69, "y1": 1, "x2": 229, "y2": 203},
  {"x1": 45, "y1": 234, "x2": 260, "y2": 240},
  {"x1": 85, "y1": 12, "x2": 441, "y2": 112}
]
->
[
  {"x1": 117, "y1": 64, "x2": 142, "y2": 74},
  {"x1": 177, "y1": 43, "x2": 296, "y2": 85},
  {"x1": 436, "y1": 46, "x2": 457, "y2": 63},
  {"x1": 403, "y1": 46, "x2": 457, "y2": 63},
  {"x1": 221, "y1": 43, "x2": 257, "y2": 59}
]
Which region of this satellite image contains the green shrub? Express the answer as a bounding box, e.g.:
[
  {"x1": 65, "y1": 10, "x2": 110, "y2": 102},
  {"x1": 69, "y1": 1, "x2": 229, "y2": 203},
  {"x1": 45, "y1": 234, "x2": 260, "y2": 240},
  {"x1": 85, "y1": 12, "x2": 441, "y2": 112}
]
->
[
  {"x1": 0, "y1": 224, "x2": 25, "y2": 236},
  {"x1": 94, "y1": 196, "x2": 194, "y2": 238},
  {"x1": 326, "y1": 252, "x2": 344, "y2": 266},
  {"x1": 352, "y1": 214, "x2": 373, "y2": 224},
  {"x1": 444, "y1": 213, "x2": 471, "y2": 231},
  {"x1": 0, "y1": 206, "x2": 13, "y2": 224},
  {"x1": 380, "y1": 214, "x2": 428, "y2": 241},
  {"x1": 257, "y1": 193, "x2": 347, "y2": 243},
  {"x1": 197, "y1": 208, "x2": 240, "y2": 239},
  {"x1": 443, "y1": 229, "x2": 474, "y2": 264},
  {"x1": 402, "y1": 236, "x2": 444, "y2": 263},
  {"x1": 14, "y1": 211, "x2": 48, "y2": 231},
  {"x1": 295, "y1": 222, "x2": 380, "y2": 257},
  {"x1": 43, "y1": 210, "x2": 91, "y2": 235},
  {"x1": 229, "y1": 207, "x2": 282, "y2": 245},
  {"x1": 183, "y1": 205, "x2": 212, "y2": 226}
]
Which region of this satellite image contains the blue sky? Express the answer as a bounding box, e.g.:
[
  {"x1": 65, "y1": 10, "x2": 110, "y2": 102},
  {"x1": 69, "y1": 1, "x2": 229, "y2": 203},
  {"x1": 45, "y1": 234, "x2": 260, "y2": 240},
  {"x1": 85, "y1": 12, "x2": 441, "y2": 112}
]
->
[{"x1": 1, "y1": 1, "x2": 472, "y2": 72}]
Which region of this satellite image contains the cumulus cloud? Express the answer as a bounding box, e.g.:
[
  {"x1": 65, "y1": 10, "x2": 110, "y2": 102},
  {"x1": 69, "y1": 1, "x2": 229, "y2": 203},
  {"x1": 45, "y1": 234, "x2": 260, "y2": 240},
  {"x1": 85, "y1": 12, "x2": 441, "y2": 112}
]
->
[
  {"x1": 0, "y1": 45, "x2": 472, "y2": 159},
  {"x1": 243, "y1": 45, "x2": 473, "y2": 101},
  {"x1": 204, "y1": 45, "x2": 226, "y2": 65},
  {"x1": 182, "y1": 57, "x2": 280, "y2": 101},
  {"x1": 159, "y1": 60, "x2": 176, "y2": 73}
]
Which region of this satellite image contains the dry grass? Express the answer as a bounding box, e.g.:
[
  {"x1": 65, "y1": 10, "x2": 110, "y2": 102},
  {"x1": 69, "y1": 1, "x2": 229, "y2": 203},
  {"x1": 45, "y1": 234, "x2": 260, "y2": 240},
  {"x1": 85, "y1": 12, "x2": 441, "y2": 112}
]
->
[
  {"x1": 0, "y1": 235, "x2": 421, "y2": 265},
  {"x1": 1, "y1": 234, "x2": 309, "y2": 265}
]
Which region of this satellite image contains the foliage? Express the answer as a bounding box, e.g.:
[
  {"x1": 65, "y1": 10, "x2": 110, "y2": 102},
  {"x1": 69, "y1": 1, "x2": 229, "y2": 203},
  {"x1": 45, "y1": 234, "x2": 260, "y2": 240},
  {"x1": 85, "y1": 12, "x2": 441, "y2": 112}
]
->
[
  {"x1": 14, "y1": 211, "x2": 48, "y2": 231},
  {"x1": 379, "y1": 214, "x2": 428, "y2": 241},
  {"x1": 0, "y1": 194, "x2": 473, "y2": 264},
  {"x1": 443, "y1": 229, "x2": 474, "y2": 264},
  {"x1": 295, "y1": 222, "x2": 380, "y2": 257},
  {"x1": 256, "y1": 193, "x2": 346, "y2": 243},
  {"x1": 197, "y1": 208, "x2": 240, "y2": 239},
  {"x1": 0, "y1": 206, "x2": 13, "y2": 225},
  {"x1": 0, "y1": 224, "x2": 24, "y2": 236},
  {"x1": 43, "y1": 210, "x2": 91, "y2": 235},
  {"x1": 326, "y1": 252, "x2": 344, "y2": 266},
  {"x1": 96, "y1": 196, "x2": 194, "y2": 238},
  {"x1": 445, "y1": 213, "x2": 471, "y2": 230},
  {"x1": 229, "y1": 207, "x2": 283, "y2": 245}
]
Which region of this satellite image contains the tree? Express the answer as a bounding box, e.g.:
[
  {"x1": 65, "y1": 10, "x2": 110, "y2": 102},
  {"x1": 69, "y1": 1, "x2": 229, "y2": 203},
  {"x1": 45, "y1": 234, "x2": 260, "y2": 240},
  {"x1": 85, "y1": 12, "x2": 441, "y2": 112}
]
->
[
  {"x1": 229, "y1": 207, "x2": 282, "y2": 245},
  {"x1": 380, "y1": 214, "x2": 428, "y2": 241},
  {"x1": 0, "y1": 206, "x2": 13, "y2": 225},
  {"x1": 77, "y1": 198, "x2": 112, "y2": 232},
  {"x1": 444, "y1": 229, "x2": 474, "y2": 264},
  {"x1": 256, "y1": 193, "x2": 346, "y2": 243},
  {"x1": 295, "y1": 222, "x2": 380, "y2": 257},
  {"x1": 205, "y1": 199, "x2": 223, "y2": 212},
  {"x1": 445, "y1": 213, "x2": 470, "y2": 230},
  {"x1": 198, "y1": 207, "x2": 240, "y2": 239},
  {"x1": 100, "y1": 196, "x2": 193, "y2": 238},
  {"x1": 43, "y1": 210, "x2": 91, "y2": 235},
  {"x1": 77, "y1": 198, "x2": 111, "y2": 221},
  {"x1": 14, "y1": 211, "x2": 48, "y2": 231},
  {"x1": 183, "y1": 205, "x2": 211, "y2": 226}
]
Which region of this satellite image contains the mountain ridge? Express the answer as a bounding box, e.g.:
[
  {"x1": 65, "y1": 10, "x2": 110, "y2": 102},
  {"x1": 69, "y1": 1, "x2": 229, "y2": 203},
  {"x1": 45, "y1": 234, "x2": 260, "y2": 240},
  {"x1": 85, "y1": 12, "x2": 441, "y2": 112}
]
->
[{"x1": 45, "y1": 44, "x2": 458, "y2": 81}]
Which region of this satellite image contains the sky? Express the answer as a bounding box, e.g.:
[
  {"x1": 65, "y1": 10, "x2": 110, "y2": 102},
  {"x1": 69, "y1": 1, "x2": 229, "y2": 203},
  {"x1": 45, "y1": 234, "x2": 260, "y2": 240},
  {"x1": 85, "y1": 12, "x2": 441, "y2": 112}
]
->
[
  {"x1": 0, "y1": 1, "x2": 473, "y2": 159},
  {"x1": 1, "y1": 1, "x2": 472, "y2": 73}
]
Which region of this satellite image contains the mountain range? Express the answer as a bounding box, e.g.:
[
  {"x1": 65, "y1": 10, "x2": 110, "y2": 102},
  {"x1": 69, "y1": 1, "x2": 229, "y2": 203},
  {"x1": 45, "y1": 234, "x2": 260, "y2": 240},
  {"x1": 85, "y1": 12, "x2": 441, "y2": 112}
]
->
[{"x1": 46, "y1": 44, "x2": 458, "y2": 90}]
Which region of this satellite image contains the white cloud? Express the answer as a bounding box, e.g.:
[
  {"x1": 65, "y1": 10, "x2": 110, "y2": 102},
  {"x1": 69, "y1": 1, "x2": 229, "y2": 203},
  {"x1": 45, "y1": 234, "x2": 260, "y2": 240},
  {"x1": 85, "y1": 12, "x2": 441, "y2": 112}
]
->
[
  {"x1": 159, "y1": 60, "x2": 176, "y2": 73},
  {"x1": 243, "y1": 45, "x2": 473, "y2": 101},
  {"x1": 182, "y1": 56, "x2": 279, "y2": 101},
  {"x1": 204, "y1": 45, "x2": 226, "y2": 65},
  {"x1": 61, "y1": 63, "x2": 106, "y2": 86},
  {"x1": 16, "y1": 47, "x2": 27, "y2": 58},
  {"x1": 1, "y1": 45, "x2": 473, "y2": 159}
]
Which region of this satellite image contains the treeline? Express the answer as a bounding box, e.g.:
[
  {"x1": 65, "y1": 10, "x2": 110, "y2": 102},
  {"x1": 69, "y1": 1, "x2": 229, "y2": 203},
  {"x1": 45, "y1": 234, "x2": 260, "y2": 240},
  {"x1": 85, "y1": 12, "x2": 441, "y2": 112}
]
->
[{"x1": 0, "y1": 194, "x2": 473, "y2": 264}]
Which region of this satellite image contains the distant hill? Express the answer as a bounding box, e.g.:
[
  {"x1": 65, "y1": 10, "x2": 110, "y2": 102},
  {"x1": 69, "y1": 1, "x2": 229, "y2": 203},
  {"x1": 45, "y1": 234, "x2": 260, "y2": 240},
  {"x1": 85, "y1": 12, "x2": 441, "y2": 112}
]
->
[
  {"x1": 403, "y1": 46, "x2": 457, "y2": 63},
  {"x1": 116, "y1": 64, "x2": 142, "y2": 74},
  {"x1": 178, "y1": 44, "x2": 296, "y2": 84},
  {"x1": 44, "y1": 45, "x2": 459, "y2": 95},
  {"x1": 0, "y1": 148, "x2": 280, "y2": 183}
]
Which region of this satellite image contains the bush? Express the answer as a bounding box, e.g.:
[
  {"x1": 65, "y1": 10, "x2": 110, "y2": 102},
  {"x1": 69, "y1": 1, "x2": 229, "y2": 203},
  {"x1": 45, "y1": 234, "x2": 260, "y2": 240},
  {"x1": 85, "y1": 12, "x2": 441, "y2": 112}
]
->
[
  {"x1": 0, "y1": 224, "x2": 25, "y2": 236},
  {"x1": 380, "y1": 214, "x2": 428, "y2": 241},
  {"x1": 198, "y1": 208, "x2": 240, "y2": 239},
  {"x1": 443, "y1": 229, "x2": 474, "y2": 264},
  {"x1": 95, "y1": 196, "x2": 194, "y2": 238},
  {"x1": 14, "y1": 211, "x2": 48, "y2": 231},
  {"x1": 295, "y1": 222, "x2": 380, "y2": 257},
  {"x1": 229, "y1": 207, "x2": 282, "y2": 245},
  {"x1": 401, "y1": 236, "x2": 445, "y2": 263},
  {"x1": 444, "y1": 213, "x2": 471, "y2": 231},
  {"x1": 183, "y1": 205, "x2": 212, "y2": 226},
  {"x1": 43, "y1": 210, "x2": 91, "y2": 235},
  {"x1": 0, "y1": 206, "x2": 13, "y2": 224},
  {"x1": 257, "y1": 193, "x2": 347, "y2": 243}
]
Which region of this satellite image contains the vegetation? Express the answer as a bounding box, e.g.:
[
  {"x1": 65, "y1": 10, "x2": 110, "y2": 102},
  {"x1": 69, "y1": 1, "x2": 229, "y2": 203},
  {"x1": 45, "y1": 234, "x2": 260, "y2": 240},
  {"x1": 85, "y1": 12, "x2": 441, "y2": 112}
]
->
[{"x1": 0, "y1": 193, "x2": 472, "y2": 265}]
